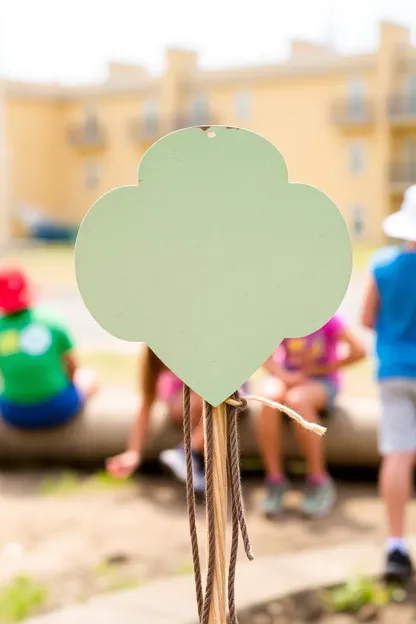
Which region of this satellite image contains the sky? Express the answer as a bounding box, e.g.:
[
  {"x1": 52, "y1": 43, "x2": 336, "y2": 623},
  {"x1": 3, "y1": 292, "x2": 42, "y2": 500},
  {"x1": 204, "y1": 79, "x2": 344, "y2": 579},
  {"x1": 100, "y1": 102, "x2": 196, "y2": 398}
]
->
[{"x1": 1, "y1": 0, "x2": 415, "y2": 84}]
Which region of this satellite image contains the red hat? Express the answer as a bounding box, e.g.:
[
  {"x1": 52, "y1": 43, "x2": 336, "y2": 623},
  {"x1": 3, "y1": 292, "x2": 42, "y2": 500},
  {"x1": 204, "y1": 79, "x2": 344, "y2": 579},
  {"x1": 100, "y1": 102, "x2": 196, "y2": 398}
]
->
[{"x1": 0, "y1": 268, "x2": 32, "y2": 314}]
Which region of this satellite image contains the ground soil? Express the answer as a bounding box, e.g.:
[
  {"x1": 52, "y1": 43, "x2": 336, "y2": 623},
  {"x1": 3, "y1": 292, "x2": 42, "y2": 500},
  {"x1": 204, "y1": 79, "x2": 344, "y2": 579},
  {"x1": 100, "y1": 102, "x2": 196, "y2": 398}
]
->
[
  {"x1": 238, "y1": 585, "x2": 416, "y2": 623},
  {"x1": 3, "y1": 470, "x2": 416, "y2": 618}
]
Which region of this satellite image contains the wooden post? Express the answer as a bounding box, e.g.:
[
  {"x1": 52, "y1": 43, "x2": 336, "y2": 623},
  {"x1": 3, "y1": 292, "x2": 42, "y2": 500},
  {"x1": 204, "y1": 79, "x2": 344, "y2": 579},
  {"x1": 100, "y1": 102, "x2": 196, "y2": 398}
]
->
[{"x1": 204, "y1": 402, "x2": 227, "y2": 623}]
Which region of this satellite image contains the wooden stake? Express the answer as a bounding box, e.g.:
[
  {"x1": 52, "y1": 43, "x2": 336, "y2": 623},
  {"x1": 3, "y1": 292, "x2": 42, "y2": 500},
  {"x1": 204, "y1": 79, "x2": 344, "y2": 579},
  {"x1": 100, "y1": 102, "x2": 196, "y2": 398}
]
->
[{"x1": 204, "y1": 402, "x2": 227, "y2": 623}]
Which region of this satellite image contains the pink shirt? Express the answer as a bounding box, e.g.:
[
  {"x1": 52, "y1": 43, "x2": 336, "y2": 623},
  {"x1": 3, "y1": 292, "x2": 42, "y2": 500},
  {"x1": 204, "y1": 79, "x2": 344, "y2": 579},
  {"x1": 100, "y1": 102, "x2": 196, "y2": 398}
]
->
[
  {"x1": 156, "y1": 371, "x2": 249, "y2": 403},
  {"x1": 274, "y1": 315, "x2": 345, "y2": 389},
  {"x1": 157, "y1": 369, "x2": 184, "y2": 402}
]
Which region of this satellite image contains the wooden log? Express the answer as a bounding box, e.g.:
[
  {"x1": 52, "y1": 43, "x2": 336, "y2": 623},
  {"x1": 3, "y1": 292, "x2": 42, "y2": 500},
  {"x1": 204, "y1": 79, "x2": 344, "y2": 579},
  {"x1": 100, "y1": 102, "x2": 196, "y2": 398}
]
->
[{"x1": 0, "y1": 392, "x2": 380, "y2": 467}]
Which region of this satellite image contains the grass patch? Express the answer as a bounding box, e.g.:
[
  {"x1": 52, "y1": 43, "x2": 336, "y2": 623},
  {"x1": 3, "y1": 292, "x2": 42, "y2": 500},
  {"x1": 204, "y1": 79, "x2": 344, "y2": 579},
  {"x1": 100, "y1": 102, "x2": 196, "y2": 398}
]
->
[
  {"x1": 352, "y1": 245, "x2": 378, "y2": 273},
  {"x1": 78, "y1": 351, "x2": 137, "y2": 389},
  {"x1": 89, "y1": 470, "x2": 132, "y2": 489},
  {"x1": 343, "y1": 357, "x2": 376, "y2": 398},
  {"x1": 4, "y1": 243, "x2": 377, "y2": 289},
  {"x1": 325, "y1": 575, "x2": 403, "y2": 613},
  {"x1": 39, "y1": 470, "x2": 133, "y2": 497},
  {"x1": 3, "y1": 245, "x2": 75, "y2": 287},
  {"x1": 94, "y1": 559, "x2": 141, "y2": 593},
  {"x1": 81, "y1": 348, "x2": 376, "y2": 399},
  {"x1": 107, "y1": 578, "x2": 142, "y2": 592},
  {"x1": 38, "y1": 471, "x2": 82, "y2": 496},
  {"x1": 175, "y1": 563, "x2": 194, "y2": 576},
  {"x1": 0, "y1": 575, "x2": 47, "y2": 623},
  {"x1": 95, "y1": 560, "x2": 115, "y2": 578}
]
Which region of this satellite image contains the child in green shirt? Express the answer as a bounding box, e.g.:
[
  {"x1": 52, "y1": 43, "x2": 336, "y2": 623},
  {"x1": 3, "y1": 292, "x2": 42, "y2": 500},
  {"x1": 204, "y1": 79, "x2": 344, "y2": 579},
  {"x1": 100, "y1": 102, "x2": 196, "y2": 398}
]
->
[{"x1": 0, "y1": 267, "x2": 96, "y2": 429}]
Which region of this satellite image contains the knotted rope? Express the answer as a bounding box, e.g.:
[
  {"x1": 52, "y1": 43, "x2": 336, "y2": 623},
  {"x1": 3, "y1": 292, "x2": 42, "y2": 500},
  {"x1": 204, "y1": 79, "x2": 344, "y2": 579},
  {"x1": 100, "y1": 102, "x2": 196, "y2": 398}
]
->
[{"x1": 183, "y1": 385, "x2": 326, "y2": 623}]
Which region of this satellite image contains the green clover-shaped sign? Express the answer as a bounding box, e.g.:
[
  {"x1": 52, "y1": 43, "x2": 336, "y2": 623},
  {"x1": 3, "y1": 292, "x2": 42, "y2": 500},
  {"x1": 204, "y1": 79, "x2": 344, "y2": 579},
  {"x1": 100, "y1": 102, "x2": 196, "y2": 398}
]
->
[{"x1": 75, "y1": 126, "x2": 352, "y2": 406}]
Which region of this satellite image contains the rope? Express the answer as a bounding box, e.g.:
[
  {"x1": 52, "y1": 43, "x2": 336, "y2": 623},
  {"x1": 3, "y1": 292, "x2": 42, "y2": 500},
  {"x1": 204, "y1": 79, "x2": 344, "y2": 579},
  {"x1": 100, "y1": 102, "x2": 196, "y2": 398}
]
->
[
  {"x1": 183, "y1": 387, "x2": 326, "y2": 622},
  {"x1": 183, "y1": 384, "x2": 204, "y2": 620}
]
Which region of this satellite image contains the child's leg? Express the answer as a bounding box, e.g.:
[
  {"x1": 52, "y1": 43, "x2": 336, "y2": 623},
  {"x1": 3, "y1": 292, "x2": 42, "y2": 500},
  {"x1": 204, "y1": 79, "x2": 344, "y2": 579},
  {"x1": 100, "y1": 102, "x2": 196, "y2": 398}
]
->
[
  {"x1": 286, "y1": 380, "x2": 330, "y2": 477},
  {"x1": 160, "y1": 391, "x2": 205, "y2": 493},
  {"x1": 73, "y1": 368, "x2": 98, "y2": 402},
  {"x1": 380, "y1": 452, "x2": 414, "y2": 539},
  {"x1": 169, "y1": 390, "x2": 203, "y2": 444},
  {"x1": 378, "y1": 379, "x2": 416, "y2": 581},
  {"x1": 286, "y1": 380, "x2": 336, "y2": 517},
  {"x1": 256, "y1": 377, "x2": 290, "y2": 517},
  {"x1": 256, "y1": 377, "x2": 287, "y2": 478}
]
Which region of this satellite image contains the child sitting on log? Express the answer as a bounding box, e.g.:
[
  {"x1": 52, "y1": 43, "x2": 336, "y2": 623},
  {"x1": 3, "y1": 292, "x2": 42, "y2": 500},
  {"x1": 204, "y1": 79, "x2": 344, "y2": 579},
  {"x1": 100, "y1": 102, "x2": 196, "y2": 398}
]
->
[
  {"x1": 0, "y1": 267, "x2": 97, "y2": 429},
  {"x1": 107, "y1": 345, "x2": 248, "y2": 494},
  {"x1": 256, "y1": 313, "x2": 365, "y2": 518},
  {"x1": 106, "y1": 345, "x2": 207, "y2": 493}
]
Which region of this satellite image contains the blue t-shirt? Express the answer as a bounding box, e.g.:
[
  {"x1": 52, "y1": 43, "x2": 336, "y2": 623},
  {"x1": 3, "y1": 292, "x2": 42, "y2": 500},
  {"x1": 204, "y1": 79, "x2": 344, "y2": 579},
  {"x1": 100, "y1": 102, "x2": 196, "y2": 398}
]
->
[{"x1": 371, "y1": 246, "x2": 416, "y2": 380}]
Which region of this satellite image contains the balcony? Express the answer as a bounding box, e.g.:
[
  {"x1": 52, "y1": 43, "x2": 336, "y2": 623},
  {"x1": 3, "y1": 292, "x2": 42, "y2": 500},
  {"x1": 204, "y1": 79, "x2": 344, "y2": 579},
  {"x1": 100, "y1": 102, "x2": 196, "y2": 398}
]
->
[
  {"x1": 127, "y1": 113, "x2": 218, "y2": 146},
  {"x1": 390, "y1": 161, "x2": 416, "y2": 193},
  {"x1": 331, "y1": 99, "x2": 374, "y2": 129},
  {"x1": 174, "y1": 113, "x2": 216, "y2": 130},
  {"x1": 67, "y1": 119, "x2": 106, "y2": 150},
  {"x1": 388, "y1": 94, "x2": 416, "y2": 127},
  {"x1": 128, "y1": 117, "x2": 162, "y2": 143}
]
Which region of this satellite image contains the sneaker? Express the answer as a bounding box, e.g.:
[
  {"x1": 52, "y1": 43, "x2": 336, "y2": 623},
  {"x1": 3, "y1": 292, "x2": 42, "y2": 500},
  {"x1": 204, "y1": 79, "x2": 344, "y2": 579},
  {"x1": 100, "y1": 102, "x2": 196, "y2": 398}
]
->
[
  {"x1": 299, "y1": 477, "x2": 336, "y2": 518},
  {"x1": 385, "y1": 549, "x2": 414, "y2": 584},
  {"x1": 159, "y1": 447, "x2": 205, "y2": 495},
  {"x1": 261, "y1": 479, "x2": 290, "y2": 518}
]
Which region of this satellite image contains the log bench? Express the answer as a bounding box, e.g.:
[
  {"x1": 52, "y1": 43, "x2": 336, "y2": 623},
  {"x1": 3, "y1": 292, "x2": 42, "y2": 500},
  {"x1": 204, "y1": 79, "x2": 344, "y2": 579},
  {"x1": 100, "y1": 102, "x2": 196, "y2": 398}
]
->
[{"x1": 0, "y1": 391, "x2": 380, "y2": 467}]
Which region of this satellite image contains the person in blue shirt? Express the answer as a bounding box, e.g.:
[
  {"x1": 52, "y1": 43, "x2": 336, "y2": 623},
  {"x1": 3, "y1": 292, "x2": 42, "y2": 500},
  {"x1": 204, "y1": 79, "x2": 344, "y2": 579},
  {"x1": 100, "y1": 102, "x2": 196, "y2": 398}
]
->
[{"x1": 361, "y1": 184, "x2": 416, "y2": 584}]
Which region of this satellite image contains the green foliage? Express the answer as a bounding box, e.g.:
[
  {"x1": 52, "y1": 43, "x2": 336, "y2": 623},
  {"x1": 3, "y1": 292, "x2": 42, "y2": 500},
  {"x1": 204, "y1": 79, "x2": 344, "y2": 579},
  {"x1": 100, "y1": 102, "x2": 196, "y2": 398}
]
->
[
  {"x1": 38, "y1": 471, "x2": 81, "y2": 495},
  {"x1": 94, "y1": 559, "x2": 141, "y2": 593},
  {"x1": 39, "y1": 470, "x2": 132, "y2": 496},
  {"x1": 0, "y1": 575, "x2": 47, "y2": 622},
  {"x1": 107, "y1": 578, "x2": 141, "y2": 592},
  {"x1": 175, "y1": 562, "x2": 194, "y2": 576},
  {"x1": 325, "y1": 576, "x2": 393, "y2": 613},
  {"x1": 90, "y1": 470, "x2": 132, "y2": 489}
]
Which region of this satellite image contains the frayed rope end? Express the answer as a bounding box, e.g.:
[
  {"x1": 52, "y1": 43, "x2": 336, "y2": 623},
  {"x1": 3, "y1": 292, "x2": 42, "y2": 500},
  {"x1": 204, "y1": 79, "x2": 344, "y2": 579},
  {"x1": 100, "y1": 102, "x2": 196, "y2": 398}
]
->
[{"x1": 226, "y1": 394, "x2": 327, "y2": 437}]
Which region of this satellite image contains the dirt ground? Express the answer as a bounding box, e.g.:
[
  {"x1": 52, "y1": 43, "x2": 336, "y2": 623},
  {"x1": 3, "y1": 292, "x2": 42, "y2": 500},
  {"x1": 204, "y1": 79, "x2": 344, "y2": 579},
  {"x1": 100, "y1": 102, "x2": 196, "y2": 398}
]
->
[
  {"x1": 239, "y1": 585, "x2": 416, "y2": 623},
  {"x1": 2, "y1": 470, "x2": 416, "y2": 617},
  {"x1": 0, "y1": 244, "x2": 383, "y2": 620}
]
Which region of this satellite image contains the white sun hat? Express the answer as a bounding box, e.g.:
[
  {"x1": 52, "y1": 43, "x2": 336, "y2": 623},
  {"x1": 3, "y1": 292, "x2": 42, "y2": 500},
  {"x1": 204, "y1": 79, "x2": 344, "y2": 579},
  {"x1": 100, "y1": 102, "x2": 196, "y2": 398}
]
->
[{"x1": 383, "y1": 184, "x2": 416, "y2": 242}]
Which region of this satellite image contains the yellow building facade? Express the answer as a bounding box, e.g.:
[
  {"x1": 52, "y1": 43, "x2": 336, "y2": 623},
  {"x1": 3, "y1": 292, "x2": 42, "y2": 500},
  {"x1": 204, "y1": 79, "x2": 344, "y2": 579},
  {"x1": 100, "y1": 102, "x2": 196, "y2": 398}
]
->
[{"x1": 1, "y1": 21, "x2": 416, "y2": 246}]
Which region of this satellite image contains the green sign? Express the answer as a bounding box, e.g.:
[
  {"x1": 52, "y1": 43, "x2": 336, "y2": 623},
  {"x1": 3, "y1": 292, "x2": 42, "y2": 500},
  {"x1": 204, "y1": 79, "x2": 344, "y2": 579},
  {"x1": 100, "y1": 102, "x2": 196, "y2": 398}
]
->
[{"x1": 75, "y1": 126, "x2": 352, "y2": 406}]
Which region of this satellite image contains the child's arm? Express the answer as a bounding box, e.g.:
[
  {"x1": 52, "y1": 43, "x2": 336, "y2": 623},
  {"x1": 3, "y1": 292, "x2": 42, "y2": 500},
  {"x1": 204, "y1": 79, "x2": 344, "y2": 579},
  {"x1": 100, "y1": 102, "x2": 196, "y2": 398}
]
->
[
  {"x1": 106, "y1": 400, "x2": 153, "y2": 478},
  {"x1": 62, "y1": 351, "x2": 77, "y2": 381},
  {"x1": 310, "y1": 326, "x2": 366, "y2": 376},
  {"x1": 52, "y1": 319, "x2": 77, "y2": 381},
  {"x1": 361, "y1": 275, "x2": 380, "y2": 330},
  {"x1": 263, "y1": 354, "x2": 306, "y2": 386},
  {"x1": 126, "y1": 400, "x2": 152, "y2": 457}
]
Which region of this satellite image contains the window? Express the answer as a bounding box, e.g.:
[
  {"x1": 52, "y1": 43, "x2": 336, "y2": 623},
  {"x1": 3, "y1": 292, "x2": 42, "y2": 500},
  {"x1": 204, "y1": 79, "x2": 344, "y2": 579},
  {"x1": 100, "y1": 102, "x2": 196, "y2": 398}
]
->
[
  {"x1": 83, "y1": 104, "x2": 99, "y2": 140},
  {"x1": 348, "y1": 141, "x2": 365, "y2": 174},
  {"x1": 191, "y1": 95, "x2": 209, "y2": 124},
  {"x1": 407, "y1": 74, "x2": 416, "y2": 114},
  {"x1": 143, "y1": 100, "x2": 159, "y2": 136},
  {"x1": 235, "y1": 92, "x2": 251, "y2": 119},
  {"x1": 84, "y1": 103, "x2": 98, "y2": 125},
  {"x1": 347, "y1": 79, "x2": 366, "y2": 120},
  {"x1": 84, "y1": 160, "x2": 100, "y2": 190},
  {"x1": 404, "y1": 137, "x2": 416, "y2": 162},
  {"x1": 351, "y1": 205, "x2": 366, "y2": 238}
]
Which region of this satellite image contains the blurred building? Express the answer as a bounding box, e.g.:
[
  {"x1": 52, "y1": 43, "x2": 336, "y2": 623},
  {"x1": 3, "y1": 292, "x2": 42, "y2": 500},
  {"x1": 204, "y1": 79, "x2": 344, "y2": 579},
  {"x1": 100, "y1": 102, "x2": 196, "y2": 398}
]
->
[{"x1": 0, "y1": 20, "x2": 415, "y2": 245}]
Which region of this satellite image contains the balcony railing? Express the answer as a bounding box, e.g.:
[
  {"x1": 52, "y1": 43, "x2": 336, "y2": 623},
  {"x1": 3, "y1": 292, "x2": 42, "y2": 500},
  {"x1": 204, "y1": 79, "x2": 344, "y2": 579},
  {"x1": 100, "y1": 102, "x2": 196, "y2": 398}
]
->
[
  {"x1": 128, "y1": 117, "x2": 161, "y2": 142},
  {"x1": 67, "y1": 119, "x2": 106, "y2": 149},
  {"x1": 390, "y1": 161, "x2": 416, "y2": 187},
  {"x1": 174, "y1": 113, "x2": 216, "y2": 130},
  {"x1": 331, "y1": 99, "x2": 374, "y2": 127},
  {"x1": 127, "y1": 113, "x2": 218, "y2": 143},
  {"x1": 388, "y1": 94, "x2": 416, "y2": 121}
]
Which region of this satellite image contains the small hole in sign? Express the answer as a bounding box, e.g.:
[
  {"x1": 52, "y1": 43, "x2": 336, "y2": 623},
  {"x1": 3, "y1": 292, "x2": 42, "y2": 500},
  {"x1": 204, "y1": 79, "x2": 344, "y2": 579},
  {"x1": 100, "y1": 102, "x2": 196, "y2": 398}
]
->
[{"x1": 207, "y1": 131, "x2": 216, "y2": 138}]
